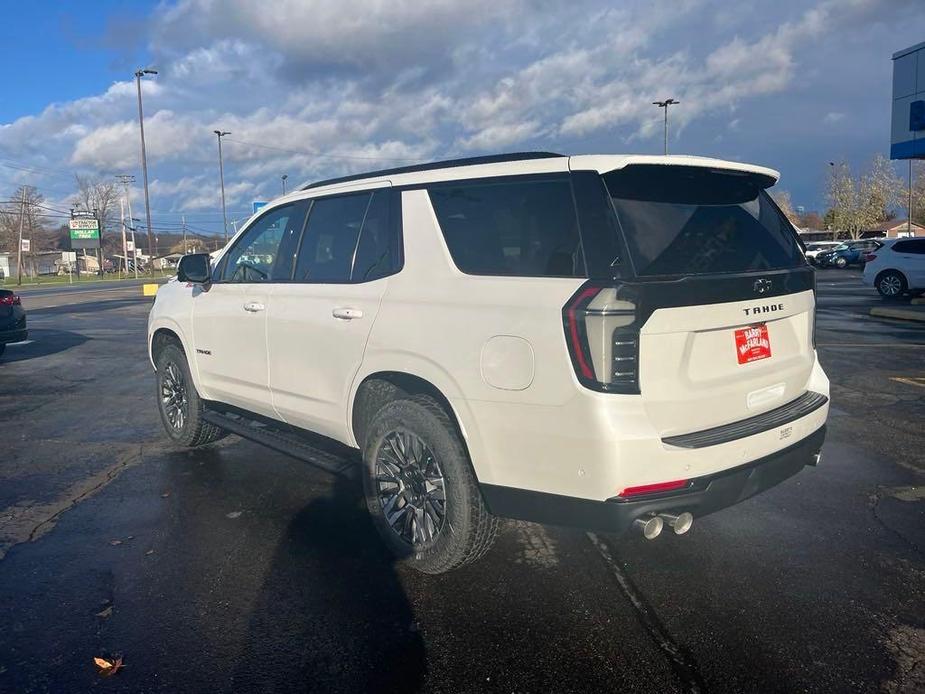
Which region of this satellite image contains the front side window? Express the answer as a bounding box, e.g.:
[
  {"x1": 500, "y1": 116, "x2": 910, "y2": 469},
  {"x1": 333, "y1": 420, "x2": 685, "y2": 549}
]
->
[
  {"x1": 603, "y1": 165, "x2": 805, "y2": 277},
  {"x1": 222, "y1": 204, "x2": 307, "y2": 282},
  {"x1": 428, "y1": 176, "x2": 584, "y2": 277}
]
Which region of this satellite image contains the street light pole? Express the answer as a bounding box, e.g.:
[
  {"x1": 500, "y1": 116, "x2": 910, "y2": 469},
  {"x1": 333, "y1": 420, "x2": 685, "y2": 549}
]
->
[
  {"x1": 281, "y1": 174, "x2": 288, "y2": 195},
  {"x1": 652, "y1": 98, "x2": 679, "y2": 155},
  {"x1": 214, "y1": 130, "x2": 231, "y2": 244},
  {"x1": 135, "y1": 68, "x2": 158, "y2": 267}
]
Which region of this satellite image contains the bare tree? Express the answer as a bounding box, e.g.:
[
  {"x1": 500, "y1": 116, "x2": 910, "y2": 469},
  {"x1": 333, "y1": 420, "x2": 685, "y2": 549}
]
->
[
  {"x1": 770, "y1": 190, "x2": 800, "y2": 226},
  {"x1": 74, "y1": 174, "x2": 119, "y2": 236},
  {"x1": 0, "y1": 185, "x2": 46, "y2": 250},
  {"x1": 860, "y1": 153, "x2": 902, "y2": 225}
]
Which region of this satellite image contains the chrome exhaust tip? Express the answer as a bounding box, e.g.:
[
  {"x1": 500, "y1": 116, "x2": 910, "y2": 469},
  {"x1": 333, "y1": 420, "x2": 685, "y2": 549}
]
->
[
  {"x1": 659, "y1": 512, "x2": 694, "y2": 535},
  {"x1": 633, "y1": 515, "x2": 664, "y2": 540}
]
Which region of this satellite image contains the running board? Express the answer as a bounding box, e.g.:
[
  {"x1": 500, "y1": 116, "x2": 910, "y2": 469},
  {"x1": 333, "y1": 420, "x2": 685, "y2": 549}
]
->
[{"x1": 202, "y1": 408, "x2": 360, "y2": 479}]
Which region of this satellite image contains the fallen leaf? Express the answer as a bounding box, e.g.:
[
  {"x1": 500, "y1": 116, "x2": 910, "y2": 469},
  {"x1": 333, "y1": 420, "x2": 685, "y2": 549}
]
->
[
  {"x1": 145, "y1": 549, "x2": 155, "y2": 556},
  {"x1": 126, "y1": 536, "x2": 134, "y2": 540},
  {"x1": 96, "y1": 606, "x2": 113, "y2": 618},
  {"x1": 161, "y1": 492, "x2": 170, "y2": 498},
  {"x1": 109, "y1": 540, "x2": 122, "y2": 546},
  {"x1": 226, "y1": 511, "x2": 242, "y2": 519},
  {"x1": 94, "y1": 656, "x2": 125, "y2": 677}
]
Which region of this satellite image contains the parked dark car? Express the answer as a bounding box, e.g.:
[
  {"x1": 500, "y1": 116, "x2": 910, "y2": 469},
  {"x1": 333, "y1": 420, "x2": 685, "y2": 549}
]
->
[
  {"x1": 0, "y1": 289, "x2": 27, "y2": 358},
  {"x1": 817, "y1": 239, "x2": 882, "y2": 268}
]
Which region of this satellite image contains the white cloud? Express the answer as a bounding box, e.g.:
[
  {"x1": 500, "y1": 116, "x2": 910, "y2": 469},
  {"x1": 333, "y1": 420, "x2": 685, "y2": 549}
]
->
[{"x1": 1, "y1": 0, "x2": 923, "y2": 232}]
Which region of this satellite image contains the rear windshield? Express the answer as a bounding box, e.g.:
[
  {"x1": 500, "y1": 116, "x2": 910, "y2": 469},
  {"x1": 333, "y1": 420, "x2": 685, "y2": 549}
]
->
[{"x1": 602, "y1": 166, "x2": 804, "y2": 277}]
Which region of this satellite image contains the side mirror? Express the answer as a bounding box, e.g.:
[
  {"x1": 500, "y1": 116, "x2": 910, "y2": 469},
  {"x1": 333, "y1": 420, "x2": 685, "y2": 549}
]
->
[{"x1": 177, "y1": 253, "x2": 212, "y2": 285}]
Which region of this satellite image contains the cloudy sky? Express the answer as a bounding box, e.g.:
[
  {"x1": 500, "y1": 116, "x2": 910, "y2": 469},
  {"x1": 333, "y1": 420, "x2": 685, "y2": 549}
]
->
[{"x1": 0, "y1": 0, "x2": 922, "y2": 237}]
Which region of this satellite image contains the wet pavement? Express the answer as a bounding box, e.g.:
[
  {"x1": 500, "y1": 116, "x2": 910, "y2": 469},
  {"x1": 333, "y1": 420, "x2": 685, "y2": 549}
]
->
[{"x1": 0, "y1": 271, "x2": 922, "y2": 693}]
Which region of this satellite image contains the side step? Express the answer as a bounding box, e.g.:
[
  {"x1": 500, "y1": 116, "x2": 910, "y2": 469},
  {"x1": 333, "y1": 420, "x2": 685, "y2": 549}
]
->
[{"x1": 202, "y1": 408, "x2": 360, "y2": 479}]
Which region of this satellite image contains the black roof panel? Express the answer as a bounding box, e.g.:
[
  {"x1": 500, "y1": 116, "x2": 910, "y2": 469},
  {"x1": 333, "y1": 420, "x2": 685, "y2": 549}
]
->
[{"x1": 302, "y1": 151, "x2": 564, "y2": 190}]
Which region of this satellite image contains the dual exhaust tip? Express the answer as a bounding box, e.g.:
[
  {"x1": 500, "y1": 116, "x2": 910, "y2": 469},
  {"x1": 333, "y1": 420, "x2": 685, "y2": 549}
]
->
[{"x1": 633, "y1": 512, "x2": 693, "y2": 540}]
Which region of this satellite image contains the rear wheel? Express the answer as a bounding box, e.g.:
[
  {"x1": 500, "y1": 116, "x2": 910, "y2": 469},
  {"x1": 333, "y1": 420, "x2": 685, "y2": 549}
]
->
[
  {"x1": 154, "y1": 342, "x2": 226, "y2": 447},
  {"x1": 362, "y1": 395, "x2": 499, "y2": 574},
  {"x1": 835, "y1": 256, "x2": 848, "y2": 269},
  {"x1": 876, "y1": 270, "x2": 907, "y2": 299}
]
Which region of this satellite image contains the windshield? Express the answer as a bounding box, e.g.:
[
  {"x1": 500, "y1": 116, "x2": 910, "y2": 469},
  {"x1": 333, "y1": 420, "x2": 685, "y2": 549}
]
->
[{"x1": 601, "y1": 165, "x2": 804, "y2": 277}]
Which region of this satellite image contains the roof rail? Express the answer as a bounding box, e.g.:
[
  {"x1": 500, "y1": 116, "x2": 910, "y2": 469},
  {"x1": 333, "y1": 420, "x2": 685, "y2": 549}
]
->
[{"x1": 301, "y1": 151, "x2": 564, "y2": 190}]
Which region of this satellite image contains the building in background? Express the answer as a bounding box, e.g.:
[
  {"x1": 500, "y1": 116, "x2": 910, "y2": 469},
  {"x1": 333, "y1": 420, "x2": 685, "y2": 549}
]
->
[{"x1": 891, "y1": 41, "x2": 925, "y2": 160}]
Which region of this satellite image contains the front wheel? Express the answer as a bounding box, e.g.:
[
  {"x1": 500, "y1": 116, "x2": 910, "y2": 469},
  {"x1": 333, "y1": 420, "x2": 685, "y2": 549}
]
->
[
  {"x1": 154, "y1": 343, "x2": 226, "y2": 447},
  {"x1": 876, "y1": 270, "x2": 907, "y2": 299},
  {"x1": 835, "y1": 256, "x2": 848, "y2": 269},
  {"x1": 362, "y1": 395, "x2": 500, "y2": 574}
]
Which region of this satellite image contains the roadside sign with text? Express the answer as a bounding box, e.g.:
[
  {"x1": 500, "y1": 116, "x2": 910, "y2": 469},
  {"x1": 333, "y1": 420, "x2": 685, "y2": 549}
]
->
[
  {"x1": 69, "y1": 217, "x2": 101, "y2": 249},
  {"x1": 62, "y1": 251, "x2": 77, "y2": 262},
  {"x1": 126, "y1": 240, "x2": 135, "y2": 252},
  {"x1": 20, "y1": 239, "x2": 30, "y2": 252}
]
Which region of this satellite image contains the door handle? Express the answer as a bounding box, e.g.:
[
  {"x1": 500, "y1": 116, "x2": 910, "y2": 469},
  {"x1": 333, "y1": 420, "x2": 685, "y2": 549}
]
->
[
  {"x1": 332, "y1": 307, "x2": 363, "y2": 320},
  {"x1": 243, "y1": 301, "x2": 265, "y2": 312}
]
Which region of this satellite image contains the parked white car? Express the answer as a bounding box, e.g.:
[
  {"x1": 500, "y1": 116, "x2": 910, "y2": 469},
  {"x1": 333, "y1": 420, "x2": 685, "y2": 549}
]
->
[
  {"x1": 148, "y1": 152, "x2": 829, "y2": 573},
  {"x1": 803, "y1": 241, "x2": 840, "y2": 265},
  {"x1": 862, "y1": 237, "x2": 925, "y2": 297}
]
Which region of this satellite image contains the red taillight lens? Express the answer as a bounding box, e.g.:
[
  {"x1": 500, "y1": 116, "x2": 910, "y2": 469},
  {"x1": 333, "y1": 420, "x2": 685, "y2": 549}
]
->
[
  {"x1": 863, "y1": 253, "x2": 876, "y2": 262},
  {"x1": 0, "y1": 294, "x2": 20, "y2": 306},
  {"x1": 618, "y1": 479, "x2": 690, "y2": 498},
  {"x1": 562, "y1": 282, "x2": 640, "y2": 394}
]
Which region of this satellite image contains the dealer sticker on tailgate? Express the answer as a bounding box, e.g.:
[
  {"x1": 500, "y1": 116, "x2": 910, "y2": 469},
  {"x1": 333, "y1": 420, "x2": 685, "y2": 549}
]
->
[{"x1": 735, "y1": 324, "x2": 771, "y2": 364}]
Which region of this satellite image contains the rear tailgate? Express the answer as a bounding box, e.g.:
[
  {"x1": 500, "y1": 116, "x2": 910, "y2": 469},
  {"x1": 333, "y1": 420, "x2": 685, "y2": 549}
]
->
[{"x1": 638, "y1": 279, "x2": 815, "y2": 437}]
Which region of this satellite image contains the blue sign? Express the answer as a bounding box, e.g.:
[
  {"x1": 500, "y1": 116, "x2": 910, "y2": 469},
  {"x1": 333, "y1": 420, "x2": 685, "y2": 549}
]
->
[{"x1": 253, "y1": 201, "x2": 268, "y2": 214}]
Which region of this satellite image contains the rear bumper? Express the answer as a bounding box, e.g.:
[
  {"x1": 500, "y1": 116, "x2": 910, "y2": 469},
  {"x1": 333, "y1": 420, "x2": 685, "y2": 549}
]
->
[
  {"x1": 0, "y1": 328, "x2": 27, "y2": 344},
  {"x1": 481, "y1": 425, "x2": 826, "y2": 535}
]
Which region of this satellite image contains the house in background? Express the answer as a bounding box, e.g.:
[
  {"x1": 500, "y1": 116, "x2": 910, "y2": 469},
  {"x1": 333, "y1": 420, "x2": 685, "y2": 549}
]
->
[{"x1": 860, "y1": 219, "x2": 924, "y2": 238}]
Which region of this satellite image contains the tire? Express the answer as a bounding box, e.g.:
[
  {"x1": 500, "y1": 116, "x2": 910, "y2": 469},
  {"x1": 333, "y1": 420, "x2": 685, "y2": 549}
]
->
[
  {"x1": 876, "y1": 270, "x2": 907, "y2": 299},
  {"x1": 154, "y1": 342, "x2": 227, "y2": 447},
  {"x1": 362, "y1": 395, "x2": 500, "y2": 574},
  {"x1": 835, "y1": 256, "x2": 848, "y2": 269}
]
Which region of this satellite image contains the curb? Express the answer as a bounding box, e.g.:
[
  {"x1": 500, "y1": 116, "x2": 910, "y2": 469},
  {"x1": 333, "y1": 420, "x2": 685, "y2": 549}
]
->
[
  {"x1": 870, "y1": 307, "x2": 925, "y2": 323},
  {"x1": 912, "y1": 297, "x2": 925, "y2": 305}
]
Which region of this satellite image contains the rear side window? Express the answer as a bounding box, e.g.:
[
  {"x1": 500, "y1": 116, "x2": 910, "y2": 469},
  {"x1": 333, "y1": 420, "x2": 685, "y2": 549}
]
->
[
  {"x1": 602, "y1": 166, "x2": 804, "y2": 277},
  {"x1": 294, "y1": 193, "x2": 371, "y2": 282},
  {"x1": 893, "y1": 239, "x2": 925, "y2": 254},
  {"x1": 352, "y1": 190, "x2": 399, "y2": 281},
  {"x1": 428, "y1": 176, "x2": 584, "y2": 277}
]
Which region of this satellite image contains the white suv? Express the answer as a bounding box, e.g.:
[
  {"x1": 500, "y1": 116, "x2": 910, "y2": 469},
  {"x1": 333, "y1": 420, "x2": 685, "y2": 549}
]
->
[
  {"x1": 862, "y1": 237, "x2": 925, "y2": 297},
  {"x1": 148, "y1": 152, "x2": 829, "y2": 573}
]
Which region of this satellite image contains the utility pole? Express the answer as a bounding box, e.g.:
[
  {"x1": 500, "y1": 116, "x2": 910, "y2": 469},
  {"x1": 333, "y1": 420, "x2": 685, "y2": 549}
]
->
[
  {"x1": 182, "y1": 215, "x2": 188, "y2": 254},
  {"x1": 16, "y1": 187, "x2": 26, "y2": 286},
  {"x1": 119, "y1": 197, "x2": 127, "y2": 276},
  {"x1": 135, "y1": 68, "x2": 158, "y2": 265},
  {"x1": 117, "y1": 175, "x2": 138, "y2": 278},
  {"x1": 214, "y1": 129, "x2": 231, "y2": 244},
  {"x1": 909, "y1": 160, "x2": 913, "y2": 238},
  {"x1": 652, "y1": 98, "x2": 679, "y2": 155}
]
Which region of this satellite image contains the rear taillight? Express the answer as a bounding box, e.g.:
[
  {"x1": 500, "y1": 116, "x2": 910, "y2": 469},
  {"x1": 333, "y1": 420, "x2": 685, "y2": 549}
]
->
[
  {"x1": 0, "y1": 294, "x2": 21, "y2": 306},
  {"x1": 863, "y1": 253, "x2": 877, "y2": 262},
  {"x1": 563, "y1": 282, "x2": 640, "y2": 393},
  {"x1": 618, "y1": 479, "x2": 690, "y2": 498}
]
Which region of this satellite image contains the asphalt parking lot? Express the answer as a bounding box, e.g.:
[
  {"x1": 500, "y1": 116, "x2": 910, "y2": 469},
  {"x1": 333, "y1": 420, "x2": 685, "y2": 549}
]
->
[{"x1": 0, "y1": 270, "x2": 923, "y2": 693}]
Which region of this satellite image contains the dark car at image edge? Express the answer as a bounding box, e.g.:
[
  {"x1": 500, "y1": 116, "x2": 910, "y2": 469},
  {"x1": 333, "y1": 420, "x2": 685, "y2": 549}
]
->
[{"x1": 0, "y1": 289, "x2": 27, "y2": 357}]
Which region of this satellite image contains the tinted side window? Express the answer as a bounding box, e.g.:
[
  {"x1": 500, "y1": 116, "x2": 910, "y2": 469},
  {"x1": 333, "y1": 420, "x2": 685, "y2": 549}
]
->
[
  {"x1": 894, "y1": 239, "x2": 925, "y2": 254},
  {"x1": 428, "y1": 176, "x2": 584, "y2": 277},
  {"x1": 352, "y1": 190, "x2": 397, "y2": 282},
  {"x1": 222, "y1": 203, "x2": 307, "y2": 282},
  {"x1": 294, "y1": 193, "x2": 371, "y2": 282}
]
